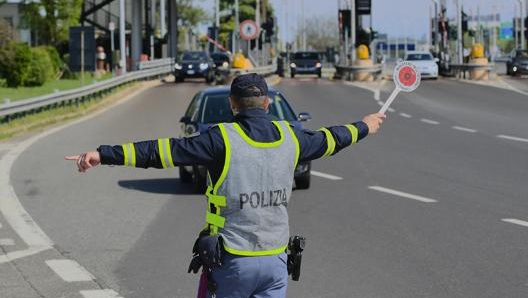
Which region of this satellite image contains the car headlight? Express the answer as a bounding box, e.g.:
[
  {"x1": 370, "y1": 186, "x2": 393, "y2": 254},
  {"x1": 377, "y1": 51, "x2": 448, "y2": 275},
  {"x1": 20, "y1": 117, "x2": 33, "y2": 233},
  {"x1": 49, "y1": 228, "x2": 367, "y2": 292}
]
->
[
  {"x1": 222, "y1": 61, "x2": 229, "y2": 68},
  {"x1": 290, "y1": 62, "x2": 296, "y2": 68},
  {"x1": 199, "y1": 63, "x2": 209, "y2": 70},
  {"x1": 174, "y1": 63, "x2": 182, "y2": 70},
  {"x1": 513, "y1": 66, "x2": 518, "y2": 72},
  {"x1": 316, "y1": 62, "x2": 322, "y2": 68}
]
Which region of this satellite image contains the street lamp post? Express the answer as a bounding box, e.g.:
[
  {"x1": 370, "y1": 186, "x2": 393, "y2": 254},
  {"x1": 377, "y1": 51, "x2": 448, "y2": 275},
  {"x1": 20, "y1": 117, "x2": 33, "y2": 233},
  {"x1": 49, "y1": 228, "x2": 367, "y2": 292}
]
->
[
  {"x1": 518, "y1": 0, "x2": 525, "y2": 49},
  {"x1": 431, "y1": 0, "x2": 439, "y2": 55}
]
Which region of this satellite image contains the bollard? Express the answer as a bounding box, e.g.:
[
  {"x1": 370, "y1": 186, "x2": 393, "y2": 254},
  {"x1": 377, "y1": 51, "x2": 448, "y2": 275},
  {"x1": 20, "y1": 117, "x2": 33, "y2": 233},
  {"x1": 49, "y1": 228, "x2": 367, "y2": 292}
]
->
[
  {"x1": 469, "y1": 43, "x2": 488, "y2": 80},
  {"x1": 354, "y1": 45, "x2": 374, "y2": 82}
]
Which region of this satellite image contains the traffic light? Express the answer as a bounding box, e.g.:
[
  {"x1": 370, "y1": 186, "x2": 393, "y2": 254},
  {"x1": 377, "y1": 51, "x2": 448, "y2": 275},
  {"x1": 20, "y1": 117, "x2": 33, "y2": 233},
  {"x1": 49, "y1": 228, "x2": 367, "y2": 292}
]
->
[
  {"x1": 339, "y1": 9, "x2": 351, "y2": 40},
  {"x1": 462, "y1": 10, "x2": 468, "y2": 32},
  {"x1": 524, "y1": 17, "x2": 528, "y2": 39}
]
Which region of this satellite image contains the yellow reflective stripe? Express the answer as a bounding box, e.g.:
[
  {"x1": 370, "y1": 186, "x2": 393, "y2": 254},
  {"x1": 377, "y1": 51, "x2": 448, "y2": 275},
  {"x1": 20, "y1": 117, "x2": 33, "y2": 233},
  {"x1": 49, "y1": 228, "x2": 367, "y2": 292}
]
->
[
  {"x1": 157, "y1": 138, "x2": 175, "y2": 169},
  {"x1": 121, "y1": 143, "x2": 136, "y2": 167},
  {"x1": 207, "y1": 194, "x2": 226, "y2": 207},
  {"x1": 215, "y1": 124, "x2": 231, "y2": 194},
  {"x1": 285, "y1": 122, "x2": 300, "y2": 167},
  {"x1": 318, "y1": 128, "x2": 336, "y2": 157},
  {"x1": 223, "y1": 243, "x2": 288, "y2": 256},
  {"x1": 232, "y1": 122, "x2": 284, "y2": 147},
  {"x1": 206, "y1": 212, "x2": 225, "y2": 228},
  {"x1": 345, "y1": 124, "x2": 359, "y2": 144}
]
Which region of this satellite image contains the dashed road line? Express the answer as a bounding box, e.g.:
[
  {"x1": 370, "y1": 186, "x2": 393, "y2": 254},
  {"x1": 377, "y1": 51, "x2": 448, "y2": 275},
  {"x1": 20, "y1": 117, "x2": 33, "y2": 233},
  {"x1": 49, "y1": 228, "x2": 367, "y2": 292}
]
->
[
  {"x1": 496, "y1": 134, "x2": 528, "y2": 143},
  {"x1": 452, "y1": 126, "x2": 478, "y2": 133},
  {"x1": 399, "y1": 113, "x2": 412, "y2": 118},
  {"x1": 80, "y1": 289, "x2": 124, "y2": 298},
  {"x1": 368, "y1": 186, "x2": 437, "y2": 203},
  {"x1": 46, "y1": 259, "x2": 95, "y2": 282},
  {"x1": 310, "y1": 171, "x2": 343, "y2": 180},
  {"x1": 501, "y1": 218, "x2": 528, "y2": 228},
  {"x1": 420, "y1": 118, "x2": 440, "y2": 125}
]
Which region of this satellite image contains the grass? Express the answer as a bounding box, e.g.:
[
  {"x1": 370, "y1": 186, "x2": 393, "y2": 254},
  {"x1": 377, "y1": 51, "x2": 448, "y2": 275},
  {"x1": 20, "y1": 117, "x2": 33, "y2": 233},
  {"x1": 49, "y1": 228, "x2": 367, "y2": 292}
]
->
[
  {"x1": 0, "y1": 72, "x2": 114, "y2": 102},
  {"x1": 0, "y1": 81, "x2": 141, "y2": 141}
]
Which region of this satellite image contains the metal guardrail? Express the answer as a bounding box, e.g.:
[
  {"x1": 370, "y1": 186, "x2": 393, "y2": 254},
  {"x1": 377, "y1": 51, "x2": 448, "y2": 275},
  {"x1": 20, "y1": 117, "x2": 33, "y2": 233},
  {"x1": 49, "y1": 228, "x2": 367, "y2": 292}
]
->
[
  {"x1": 0, "y1": 58, "x2": 173, "y2": 122},
  {"x1": 0, "y1": 58, "x2": 279, "y2": 123}
]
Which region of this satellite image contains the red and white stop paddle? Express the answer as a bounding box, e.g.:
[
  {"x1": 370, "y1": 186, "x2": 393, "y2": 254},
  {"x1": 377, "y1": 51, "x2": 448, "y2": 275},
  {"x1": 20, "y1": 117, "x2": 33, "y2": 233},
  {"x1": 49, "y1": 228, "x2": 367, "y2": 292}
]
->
[{"x1": 378, "y1": 61, "x2": 421, "y2": 114}]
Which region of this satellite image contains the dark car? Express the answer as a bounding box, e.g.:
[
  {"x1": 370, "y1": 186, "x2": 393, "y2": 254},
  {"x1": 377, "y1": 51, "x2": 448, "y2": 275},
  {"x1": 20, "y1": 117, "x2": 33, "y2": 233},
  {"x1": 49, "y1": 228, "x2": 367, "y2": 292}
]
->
[
  {"x1": 289, "y1": 51, "x2": 322, "y2": 78},
  {"x1": 506, "y1": 49, "x2": 528, "y2": 76},
  {"x1": 179, "y1": 86, "x2": 313, "y2": 193},
  {"x1": 174, "y1": 51, "x2": 216, "y2": 83},
  {"x1": 209, "y1": 52, "x2": 232, "y2": 84}
]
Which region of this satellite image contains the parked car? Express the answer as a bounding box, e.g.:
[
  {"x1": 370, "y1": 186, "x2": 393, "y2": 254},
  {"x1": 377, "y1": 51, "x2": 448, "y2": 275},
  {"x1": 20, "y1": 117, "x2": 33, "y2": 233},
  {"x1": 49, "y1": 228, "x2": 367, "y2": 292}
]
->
[
  {"x1": 506, "y1": 49, "x2": 528, "y2": 76},
  {"x1": 402, "y1": 51, "x2": 439, "y2": 79},
  {"x1": 289, "y1": 51, "x2": 322, "y2": 78},
  {"x1": 174, "y1": 51, "x2": 216, "y2": 83},
  {"x1": 179, "y1": 86, "x2": 313, "y2": 193}
]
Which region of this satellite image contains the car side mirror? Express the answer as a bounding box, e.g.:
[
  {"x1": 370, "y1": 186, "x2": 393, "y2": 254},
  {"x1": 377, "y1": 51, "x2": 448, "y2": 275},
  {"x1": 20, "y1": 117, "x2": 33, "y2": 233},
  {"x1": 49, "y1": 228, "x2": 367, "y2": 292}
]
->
[
  {"x1": 298, "y1": 112, "x2": 312, "y2": 122},
  {"x1": 179, "y1": 115, "x2": 192, "y2": 123}
]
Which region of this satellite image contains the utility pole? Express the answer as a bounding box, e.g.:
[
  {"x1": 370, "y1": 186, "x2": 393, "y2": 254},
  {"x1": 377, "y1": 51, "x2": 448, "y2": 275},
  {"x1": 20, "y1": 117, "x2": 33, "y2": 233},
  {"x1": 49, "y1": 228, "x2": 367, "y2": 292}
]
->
[
  {"x1": 351, "y1": 0, "x2": 356, "y2": 63},
  {"x1": 456, "y1": 0, "x2": 463, "y2": 64}
]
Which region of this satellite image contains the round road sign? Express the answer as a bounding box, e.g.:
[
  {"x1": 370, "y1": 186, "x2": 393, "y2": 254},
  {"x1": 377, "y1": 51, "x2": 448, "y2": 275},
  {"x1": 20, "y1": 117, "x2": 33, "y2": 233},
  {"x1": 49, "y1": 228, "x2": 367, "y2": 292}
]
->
[
  {"x1": 393, "y1": 61, "x2": 421, "y2": 92},
  {"x1": 239, "y1": 20, "x2": 259, "y2": 40}
]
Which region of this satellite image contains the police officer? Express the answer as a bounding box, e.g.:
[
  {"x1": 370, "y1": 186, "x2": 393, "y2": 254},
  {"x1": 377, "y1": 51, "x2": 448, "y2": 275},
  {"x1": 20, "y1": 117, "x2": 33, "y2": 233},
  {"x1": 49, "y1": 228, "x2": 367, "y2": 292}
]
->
[{"x1": 65, "y1": 73, "x2": 386, "y2": 298}]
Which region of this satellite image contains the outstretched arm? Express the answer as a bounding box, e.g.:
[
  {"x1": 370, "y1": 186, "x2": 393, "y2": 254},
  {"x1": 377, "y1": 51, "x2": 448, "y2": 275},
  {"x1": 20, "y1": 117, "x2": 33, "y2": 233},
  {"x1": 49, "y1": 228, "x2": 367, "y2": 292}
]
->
[{"x1": 64, "y1": 151, "x2": 101, "y2": 173}]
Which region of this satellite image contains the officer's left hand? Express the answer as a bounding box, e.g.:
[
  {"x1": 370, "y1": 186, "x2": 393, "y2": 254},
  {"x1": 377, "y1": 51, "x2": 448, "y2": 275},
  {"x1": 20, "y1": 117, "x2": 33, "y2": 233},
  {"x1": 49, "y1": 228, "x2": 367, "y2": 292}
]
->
[{"x1": 362, "y1": 113, "x2": 386, "y2": 134}]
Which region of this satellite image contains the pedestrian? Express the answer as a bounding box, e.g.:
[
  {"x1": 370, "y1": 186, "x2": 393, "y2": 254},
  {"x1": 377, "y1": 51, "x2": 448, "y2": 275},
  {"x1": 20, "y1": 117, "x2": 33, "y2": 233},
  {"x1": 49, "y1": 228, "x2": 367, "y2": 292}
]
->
[{"x1": 65, "y1": 73, "x2": 386, "y2": 298}]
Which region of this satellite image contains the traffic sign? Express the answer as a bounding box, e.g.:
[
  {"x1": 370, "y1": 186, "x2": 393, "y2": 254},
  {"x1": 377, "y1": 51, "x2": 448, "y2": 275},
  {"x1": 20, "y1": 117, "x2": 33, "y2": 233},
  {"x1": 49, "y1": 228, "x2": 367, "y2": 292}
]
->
[
  {"x1": 378, "y1": 61, "x2": 421, "y2": 114},
  {"x1": 239, "y1": 20, "x2": 259, "y2": 40}
]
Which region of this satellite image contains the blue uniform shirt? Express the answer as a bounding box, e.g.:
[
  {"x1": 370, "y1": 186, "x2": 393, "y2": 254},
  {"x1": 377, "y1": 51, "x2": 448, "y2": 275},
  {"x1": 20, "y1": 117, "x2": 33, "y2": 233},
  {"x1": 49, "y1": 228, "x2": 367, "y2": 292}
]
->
[{"x1": 97, "y1": 108, "x2": 368, "y2": 185}]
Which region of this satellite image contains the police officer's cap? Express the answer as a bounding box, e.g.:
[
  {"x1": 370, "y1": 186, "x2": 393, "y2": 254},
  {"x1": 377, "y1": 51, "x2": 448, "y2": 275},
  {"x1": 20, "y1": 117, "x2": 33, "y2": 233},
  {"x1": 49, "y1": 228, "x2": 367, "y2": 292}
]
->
[{"x1": 230, "y1": 73, "x2": 268, "y2": 97}]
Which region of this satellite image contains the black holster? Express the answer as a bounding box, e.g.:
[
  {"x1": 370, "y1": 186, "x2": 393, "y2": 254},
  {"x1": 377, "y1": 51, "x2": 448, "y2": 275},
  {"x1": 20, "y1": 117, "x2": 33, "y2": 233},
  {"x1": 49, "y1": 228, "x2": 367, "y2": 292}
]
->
[
  {"x1": 286, "y1": 235, "x2": 306, "y2": 281},
  {"x1": 188, "y1": 234, "x2": 223, "y2": 274}
]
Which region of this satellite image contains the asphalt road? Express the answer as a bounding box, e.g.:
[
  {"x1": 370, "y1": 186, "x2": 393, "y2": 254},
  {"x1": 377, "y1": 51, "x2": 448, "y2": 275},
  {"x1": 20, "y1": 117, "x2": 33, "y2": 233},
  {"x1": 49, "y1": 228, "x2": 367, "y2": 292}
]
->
[{"x1": 1, "y1": 74, "x2": 528, "y2": 298}]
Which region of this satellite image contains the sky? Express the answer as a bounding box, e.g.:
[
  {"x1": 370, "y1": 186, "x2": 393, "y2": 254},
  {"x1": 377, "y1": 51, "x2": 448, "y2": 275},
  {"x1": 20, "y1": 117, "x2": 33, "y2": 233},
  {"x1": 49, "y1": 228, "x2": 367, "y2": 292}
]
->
[{"x1": 201, "y1": 0, "x2": 518, "y2": 41}]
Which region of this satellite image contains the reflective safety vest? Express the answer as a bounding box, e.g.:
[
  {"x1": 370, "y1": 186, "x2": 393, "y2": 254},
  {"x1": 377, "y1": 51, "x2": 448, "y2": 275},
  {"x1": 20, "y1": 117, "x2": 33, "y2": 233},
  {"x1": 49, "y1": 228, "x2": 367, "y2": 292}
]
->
[{"x1": 205, "y1": 121, "x2": 300, "y2": 256}]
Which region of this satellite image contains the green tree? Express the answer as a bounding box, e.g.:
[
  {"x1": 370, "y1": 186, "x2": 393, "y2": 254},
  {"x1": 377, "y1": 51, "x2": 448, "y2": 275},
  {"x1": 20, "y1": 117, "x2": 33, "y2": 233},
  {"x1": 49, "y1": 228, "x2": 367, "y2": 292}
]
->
[{"x1": 20, "y1": 0, "x2": 83, "y2": 46}]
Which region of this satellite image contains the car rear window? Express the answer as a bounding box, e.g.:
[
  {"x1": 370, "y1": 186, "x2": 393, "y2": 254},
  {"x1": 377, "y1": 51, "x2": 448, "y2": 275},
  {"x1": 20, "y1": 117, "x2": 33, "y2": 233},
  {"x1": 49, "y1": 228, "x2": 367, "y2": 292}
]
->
[{"x1": 199, "y1": 92, "x2": 297, "y2": 123}]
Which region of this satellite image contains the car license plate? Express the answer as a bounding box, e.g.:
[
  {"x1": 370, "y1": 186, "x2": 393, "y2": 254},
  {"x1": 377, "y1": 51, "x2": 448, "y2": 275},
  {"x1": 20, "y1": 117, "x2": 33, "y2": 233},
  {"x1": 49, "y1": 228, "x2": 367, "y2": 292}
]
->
[{"x1": 187, "y1": 70, "x2": 195, "y2": 75}]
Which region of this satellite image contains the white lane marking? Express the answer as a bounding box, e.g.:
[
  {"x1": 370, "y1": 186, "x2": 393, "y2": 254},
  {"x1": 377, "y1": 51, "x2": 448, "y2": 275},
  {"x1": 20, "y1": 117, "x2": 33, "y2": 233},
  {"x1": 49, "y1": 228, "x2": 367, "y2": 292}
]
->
[
  {"x1": 496, "y1": 134, "x2": 528, "y2": 143},
  {"x1": 420, "y1": 118, "x2": 440, "y2": 125},
  {"x1": 368, "y1": 186, "x2": 437, "y2": 203},
  {"x1": 501, "y1": 218, "x2": 528, "y2": 227},
  {"x1": 399, "y1": 113, "x2": 412, "y2": 118},
  {"x1": 0, "y1": 238, "x2": 15, "y2": 246},
  {"x1": 387, "y1": 107, "x2": 395, "y2": 113},
  {"x1": 310, "y1": 171, "x2": 343, "y2": 180},
  {"x1": 452, "y1": 126, "x2": 477, "y2": 133},
  {"x1": 46, "y1": 259, "x2": 95, "y2": 282},
  {"x1": 80, "y1": 289, "x2": 124, "y2": 298}
]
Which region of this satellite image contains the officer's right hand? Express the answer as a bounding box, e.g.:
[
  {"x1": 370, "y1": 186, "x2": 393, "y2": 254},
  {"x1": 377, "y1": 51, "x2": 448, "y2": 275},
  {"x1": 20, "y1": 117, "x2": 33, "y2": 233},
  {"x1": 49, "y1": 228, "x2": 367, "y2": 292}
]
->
[
  {"x1": 64, "y1": 151, "x2": 101, "y2": 173},
  {"x1": 362, "y1": 113, "x2": 386, "y2": 134}
]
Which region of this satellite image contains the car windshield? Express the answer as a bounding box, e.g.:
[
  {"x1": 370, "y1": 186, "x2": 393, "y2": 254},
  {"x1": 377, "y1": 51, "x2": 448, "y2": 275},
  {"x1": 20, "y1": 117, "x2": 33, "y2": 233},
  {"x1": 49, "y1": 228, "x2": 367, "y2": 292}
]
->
[
  {"x1": 210, "y1": 53, "x2": 229, "y2": 62},
  {"x1": 406, "y1": 53, "x2": 433, "y2": 61},
  {"x1": 199, "y1": 92, "x2": 297, "y2": 124},
  {"x1": 182, "y1": 52, "x2": 207, "y2": 61},
  {"x1": 294, "y1": 52, "x2": 319, "y2": 60}
]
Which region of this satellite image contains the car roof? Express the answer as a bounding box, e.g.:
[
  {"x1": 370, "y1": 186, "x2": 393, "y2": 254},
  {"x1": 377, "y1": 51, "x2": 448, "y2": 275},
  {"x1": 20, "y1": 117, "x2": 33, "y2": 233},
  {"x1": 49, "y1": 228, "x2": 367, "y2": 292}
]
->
[{"x1": 199, "y1": 85, "x2": 280, "y2": 95}]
